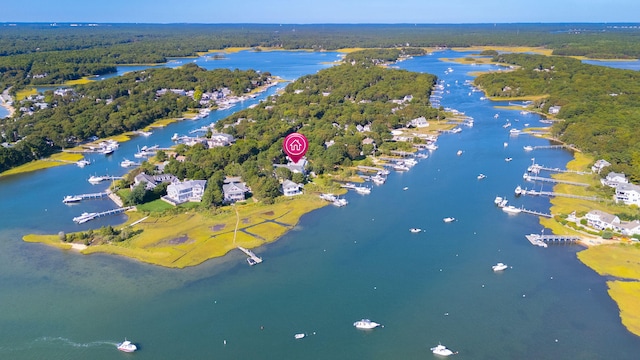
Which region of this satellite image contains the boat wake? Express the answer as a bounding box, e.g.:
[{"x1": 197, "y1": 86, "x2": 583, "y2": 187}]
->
[{"x1": 35, "y1": 336, "x2": 117, "y2": 348}]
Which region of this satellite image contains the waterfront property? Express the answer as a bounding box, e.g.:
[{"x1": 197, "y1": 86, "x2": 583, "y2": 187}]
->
[
  {"x1": 163, "y1": 179, "x2": 207, "y2": 205},
  {"x1": 222, "y1": 177, "x2": 250, "y2": 203},
  {"x1": 584, "y1": 209, "x2": 640, "y2": 236},
  {"x1": 615, "y1": 183, "x2": 640, "y2": 206},
  {"x1": 281, "y1": 179, "x2": 302, "y2": 196}
]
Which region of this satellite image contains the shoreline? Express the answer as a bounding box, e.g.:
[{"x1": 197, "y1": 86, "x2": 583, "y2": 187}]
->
[{"x1": 0, "y1": 88, "x2": 16, "y2": 118}]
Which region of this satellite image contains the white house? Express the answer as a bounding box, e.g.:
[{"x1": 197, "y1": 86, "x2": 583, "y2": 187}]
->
[
  {"x1": 601, "y1": 172, "x2": 628, "y2": 188},
  {"x1": 548, "y1": 105, "x2": 562, "y2": 114},
  {"x1": 222, "y1": 181, "x2": 249, "y2": 203},
  {"x1": 619, "y1": 220, "x2": 640, "y2": 236},
  {"x1": 585, "y1": 210, "x2": 620, "y2": 231},
  {"x1": 282, "y1": 179, "x2": 302, "y2": 196},
  {"x1": 408, "y1": 116, "x2": 429, "y2": 128},
  {"x1": 165, "y1": 179, "x2": 207, "y2": 204},
  {"x1": 615, "y1": 183, "x2": 640, "y2": 206},
  {"x1": 591, "y1": 159, "x2": 611, "y2": 174}
]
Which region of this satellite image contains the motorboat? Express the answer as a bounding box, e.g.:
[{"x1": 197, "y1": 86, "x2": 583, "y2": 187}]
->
[
  {"x1": 332, "y1": 198, "x2": 348, "y2": 207},
  {"x1": 72, "y1": 212, "x2": 97, "y2": 224},
  {"x1": 523, "y1": 145, "x2": 533, "y2": 151},
  {"x1": 502, "y1": 205, "x2": 522, "y2": 214},
  {"x1": 425, "y1": 143, "x2": 438, "y2": 151},
  {"x1": 514, "y1": 186, "x2": 522, "y2": 195},
  {"x1": 503, "y1": 142, "x2": 508, "y2": 147},
  {"x1": 477, "y1": 174, "x2": 486, "y2": 180},
  {"x1": 76, "y1": 159, "x2": 91, "y2": 167},
  {"x1": 410, "y1": 228, "x2": 422, "y2": 233},
  {"x1": 117, "y1": 339, "x2": 137, "y2": 353},
  {"x1": 430, "y1": 344, "x2": 456, "y2": 356},
  {"x1": 456, "y1": 150, "x2": 463, "y2": 156},
  {"x1": 294, "y1": 333, "x2": 306, "y2": 339},
  {"x1": 403, "y1": 187, "x2": 409, "y2": 191},
  {"x1": 443, "y1": 217, "x2": 455, "y2": 223},
  {"x1": 492, "y1": 262, "x2": 508, "y2": 271},
  {"x1": 88, "y1": 175, "x2": 105, "y2": 184},
  {"x1": 63, "y1": 195, "x2": 82, "y2": 204},
  {"x1": 494, "y1": 196, "x2": 503, "y2": 205},
  {"x1": 353, "y1": 319, "x2": 382, "y2": 330},
  {"x1": 354, "y1": 186, "x2": 371, "y2": 195},
  {"x1": 509, "y1": 128, "x2": 521, "y2": 135},
  {"x1": 505, "y1": 157, "x2": 513, "y2": 162},
  {"x1": 120, "y1": 159, "x2": 140, "y2": 168}
]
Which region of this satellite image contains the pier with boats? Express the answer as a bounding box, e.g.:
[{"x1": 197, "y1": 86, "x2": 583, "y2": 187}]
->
[
  {"x1": 72, "y1": 206, "x2": 135, "y2": 224},
  {"x1": 63, "y1": 191, "x2": 109, "y2": 204},
  {"x1": 525, "y1": 233, "x2": 580, "y2": 247}
]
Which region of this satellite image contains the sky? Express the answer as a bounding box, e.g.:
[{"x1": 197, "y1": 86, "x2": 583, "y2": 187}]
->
[{"x1": 1, "y1": 0, "x2": 638, "y2": 24}]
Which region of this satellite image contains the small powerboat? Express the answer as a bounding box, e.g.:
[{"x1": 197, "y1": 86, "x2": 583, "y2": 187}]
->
[
  {"x1": 353, "y1": 319, "x2": 382, "y2": 330},
  {"x1": 492, "y1": 262, "x2": 508, "y2": 271},
  {"x1": 431, "y1": 343, "x2": 457, "y2": 356},
  {"x1": 117, "y1": 339, "x2": 137, "y2": 353}
]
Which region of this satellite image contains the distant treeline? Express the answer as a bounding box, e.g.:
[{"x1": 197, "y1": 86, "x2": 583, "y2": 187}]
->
[
  {"x1": 474, "y1": 53, "x2": 640, "y2": 181},
  {"x1": 1, "y1": 23, "x2": 640, "y2": 90}
]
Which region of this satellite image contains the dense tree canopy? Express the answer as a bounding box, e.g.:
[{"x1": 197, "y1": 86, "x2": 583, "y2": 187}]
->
[{"x1": 474, "y1": 53, "x2": 640, "y2": 181}]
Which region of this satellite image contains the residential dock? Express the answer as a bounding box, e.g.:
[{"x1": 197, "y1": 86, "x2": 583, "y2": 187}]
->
[
  {"x1": 523, "y1": 173, "x2": 589, "y2": 187},
  {"x1": 63, "y1": 191, "x2": 109, "y2": 203},
  {"x1": 525, "y1": 234, "x2": 580, "y2": 247},
  {"x1": 517, "y1": 188, "x2": 599, "y2": 201},
  {"x1": 237, "y1": 246, "x2": 263, "y2": 265},
  {"x1": 72, "y1": 206, "x2": 135, "y2": 224}
]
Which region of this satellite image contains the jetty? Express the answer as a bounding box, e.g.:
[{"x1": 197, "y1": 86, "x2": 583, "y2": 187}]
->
[
  {"x1": 73, "y1": 206, "x2": 135, "y2": 224},
  {"x1": 237, "y1": 246, "x2": 263, "y2": 266},
  {"x1": 519, "y1": 208, "x2": 552, "y2": 218},
  {"x1": 525, "y1": 233, "x2": 580, "y2": 247},
  {"x1": 523, "y1": 173, "x2": 589, "y2": 187}
]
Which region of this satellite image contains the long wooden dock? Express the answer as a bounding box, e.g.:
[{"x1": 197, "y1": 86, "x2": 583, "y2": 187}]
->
[
  {"x1": 237, "y1": 246, "x2": 263, "y2": 266},
  {"x1": 518, "y1": 188, "x2": 599, "y2": 201},
  {"x1": 519, "y1": 208, "x2": 552, "y2": 218},
  {"x1": 523, "y1": 173, "x2": 589, "y2": 187},
  {"x1": 525, "y1": 234, "x2": 580, "y2": 247},
  {"x1": 528, "y1": 164, "x2": 592, "y2": 175}
]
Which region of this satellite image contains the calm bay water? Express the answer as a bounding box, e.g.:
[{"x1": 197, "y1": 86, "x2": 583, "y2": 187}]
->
[{"x1": 1, "y1": 50, "x2": 639, "y2": 359}]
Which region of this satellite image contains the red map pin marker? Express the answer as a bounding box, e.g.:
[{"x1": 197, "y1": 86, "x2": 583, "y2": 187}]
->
[{"x1": 283, "y1": 132, "x2": 309, "y2": 163}]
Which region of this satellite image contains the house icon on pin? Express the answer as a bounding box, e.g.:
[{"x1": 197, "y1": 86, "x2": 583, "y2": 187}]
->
[{"x1": 289, "y1": 139, "x2": 302, "y2": 152}]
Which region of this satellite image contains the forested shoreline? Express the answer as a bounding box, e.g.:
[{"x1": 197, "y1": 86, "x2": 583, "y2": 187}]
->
[
  {"x1": 1, "y1": 23, "x2": 640, "y2": 91},
  {"x1": 474, "y1": 53, "x2": 640, "y2": 181}
]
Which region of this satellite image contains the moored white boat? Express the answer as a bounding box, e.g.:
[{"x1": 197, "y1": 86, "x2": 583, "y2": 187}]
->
[
  {"x1": 477, "y1": 174, "x2": 486, "y2": 180},
  {"x1": 443, "y1": 217, "x2": 455, "y2": 223},
  {"x1": 332, "y1": 198, "x2": 348, "y2": 207},
  {"x1": 88, "y1": 175, "x2": 105, "y2": 184},
  {"x1": 76, "y1": 159, "x2": 91, "y2": 167},
  {"x1": 430, "y1": 344, "x2": 456, "y2": 356},
  {"x1": 492, "y1": 262, "x2": 508, "y2": 271},
  {"x1": 514, "y1": 185, "x2": 522, "y2": 195},
  {"x1": 456, "y1": 150, "x2": 463, "y2": 156},
  {"x1": 523, "y1": 145, "x2": 533, "y2": 151},
  {"x1": 494, "y1": 196, "x2": 503, "y2": 205},
  {"x1": 353, "y1": 319, "x2": 382, "y2": 330},
  {"x1": 502, "y1": 205, "x2": 522, "y2": 214},
  {"x1": 73, "y1": 212, "x2": 97, "y2": 224},
  {"x1": 117, "y1": 339, "x2": 137, "y2": 353},
  {"x1": 410, "y1": 228, "x2": 422, "y2": 233},
  {"x1": 63, "y1": 195, "x2": 82, "y2": 204},
  {"x1": 120, "y1": 159, "x2": 140, "y2": 168},
  {"x1": 505, "y1": 157, "x2": 512, "y2": 162},
  {"x1": 294, "y1": 333, "x2": 305, "y2": 339},
  {"x1": 354, "y1": 186, "x2": 371, "y2": 195}
]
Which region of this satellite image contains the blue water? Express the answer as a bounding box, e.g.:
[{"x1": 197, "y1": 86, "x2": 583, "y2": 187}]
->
[{"x1": 1, "y1": 50, "x2": 639, "y2": 359}]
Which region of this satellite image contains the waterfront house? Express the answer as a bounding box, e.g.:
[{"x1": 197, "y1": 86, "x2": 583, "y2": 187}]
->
[
  {"x1": 615, "y1": 183, "x2": 640, "y2": 206},
  {"x1": 274, "y1": 158, "x2": 308, "y2": 175},
  {"x1": 134, "y1": 172, "x2": 179, "y2": 190},
  {"x1": 585, "y1": 210, "x2": 620, "y2": 231},
  {"x1": 548, "y1": 105, "x2": 562, "y2": 114},
  {"x1": 207, "y1": 133, "x2": 235, "y2": 148},
  {"x1": 601, "y1": 172, "x2": 628, "y2": 188},
  {"x1": 222, "y1": 179, "x2": 249, "y2": 203},
  {"x1": 164, "y1": 179, "x2": 207, "y2": 205},
  {"x1": 591, "y1": 159, "x2": 611, "y2": 174},
  {"x1": 282, "y1": 179, "x2": 302, "y2": 197},
  {"x1": 408, "y1": 116, "x2": 429, "y2": 128}
]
